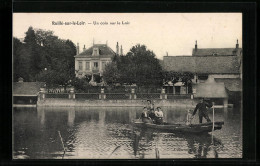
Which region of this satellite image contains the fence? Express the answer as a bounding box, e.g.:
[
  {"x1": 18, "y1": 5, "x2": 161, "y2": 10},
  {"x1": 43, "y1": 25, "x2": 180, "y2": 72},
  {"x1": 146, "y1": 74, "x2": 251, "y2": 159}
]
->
[
  {"x1": 105, "y1": 93, "x2": 130, "y2": 100},
  {"x1": 136, "y1": 93, "x2": 161, "y2": 100},
  {"x1": 45, "y1": 93, "x2": 69, "y2": 98},
  {"x1": 167, "y1": 94, "x2": 191, "y2": 99},
  {"x1": 75, "y1": 93, "x2": 99, "y2": 100}
]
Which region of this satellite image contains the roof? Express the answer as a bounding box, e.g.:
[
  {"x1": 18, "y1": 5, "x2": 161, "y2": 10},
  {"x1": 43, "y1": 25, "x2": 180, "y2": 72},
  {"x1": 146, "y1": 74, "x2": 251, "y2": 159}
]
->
[
  {"x1": 215, "y1": 78, "x2": 242, "y2": 92},
  {"x1": 13, "y1": 82, "x2": 45, "y2": 96},
  {"x1": 75, "y1": 44, "x2": 115, "y2": 58},
  {"x1": 193, "y1": 79, "x2": 228, "y2": 98},
  {"x1": 192, "y1": 48, "x2": 242, "y2": 56},
  {"x1": 163, "y1": 55, "x2": 240, "y2": 74}
]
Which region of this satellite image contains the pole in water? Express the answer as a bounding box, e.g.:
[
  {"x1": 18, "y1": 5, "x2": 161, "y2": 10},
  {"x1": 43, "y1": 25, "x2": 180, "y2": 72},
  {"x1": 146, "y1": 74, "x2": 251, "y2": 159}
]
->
[
  {"x1": 58, "y1": 131, "x2": 66, "y2": 159},
  {"x1": 212, "y1": 102, "x2": 215, "y2": 133}
]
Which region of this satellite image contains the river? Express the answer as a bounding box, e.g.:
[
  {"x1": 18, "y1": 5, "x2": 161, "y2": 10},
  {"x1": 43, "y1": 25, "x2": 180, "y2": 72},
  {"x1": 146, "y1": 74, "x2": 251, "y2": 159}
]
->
[{"x1": 13, "y1": 106, "x2": 242, "y2": 159}]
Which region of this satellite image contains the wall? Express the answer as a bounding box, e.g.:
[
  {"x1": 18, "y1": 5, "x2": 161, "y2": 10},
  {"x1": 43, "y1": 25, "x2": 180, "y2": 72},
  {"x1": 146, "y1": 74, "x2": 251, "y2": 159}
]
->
[
  {"x1": 209, "y1": 74, "x2": 240, "y2": 79},
  {"x1": 191, "y1": 74, "x2": 240, "y2": 84},
  {"x1": 38, "y1": 99, "x2": 200, "y2": 108}
]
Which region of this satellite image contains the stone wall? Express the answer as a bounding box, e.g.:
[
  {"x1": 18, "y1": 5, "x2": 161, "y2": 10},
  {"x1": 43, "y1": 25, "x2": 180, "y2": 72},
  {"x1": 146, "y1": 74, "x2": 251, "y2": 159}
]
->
[{"x1": 37, "y1": 99, "x2": 199, "y2": 108}]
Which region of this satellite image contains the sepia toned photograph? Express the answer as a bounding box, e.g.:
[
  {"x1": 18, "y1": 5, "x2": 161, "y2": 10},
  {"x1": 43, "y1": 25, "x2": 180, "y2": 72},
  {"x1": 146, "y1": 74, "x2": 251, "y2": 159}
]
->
[{"x1": 13, "y1": 13, "x2": 242, "y2": 159}]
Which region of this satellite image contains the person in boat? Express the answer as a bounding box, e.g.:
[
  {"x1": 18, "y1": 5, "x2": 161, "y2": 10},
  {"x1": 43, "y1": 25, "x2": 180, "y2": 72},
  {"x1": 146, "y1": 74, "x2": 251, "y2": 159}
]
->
[
  {"x1": 191, "y1": 98, "x2": 212, "y2": 123},
  {"x1": 146, "y1": 100, "x2": 152, "y2": 111},
  {"x1": 141, "y1": 107, "x2": 151, "y2": 123},
  {"x1": 186, "y1": 109, "x2": 194, "y2": 125},
  {"x1": 154, "y1": 107, "x2": 164, "y2": 125},
  {"x1": 148, "y1": 108, "x2": 156, "y2": 123}
]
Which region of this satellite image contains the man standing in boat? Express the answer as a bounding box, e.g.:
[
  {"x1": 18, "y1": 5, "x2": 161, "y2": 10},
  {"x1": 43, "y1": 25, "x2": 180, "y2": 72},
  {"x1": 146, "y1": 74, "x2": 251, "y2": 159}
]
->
[{"x1": 191, "y1": 98, "x2": 212, "y2": 123}]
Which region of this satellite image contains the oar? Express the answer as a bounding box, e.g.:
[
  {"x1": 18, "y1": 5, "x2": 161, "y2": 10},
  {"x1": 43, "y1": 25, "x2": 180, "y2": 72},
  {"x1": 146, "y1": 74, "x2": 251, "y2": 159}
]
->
[{"x1": 108, "y1": 145, "x2": 121, "y2": 158}]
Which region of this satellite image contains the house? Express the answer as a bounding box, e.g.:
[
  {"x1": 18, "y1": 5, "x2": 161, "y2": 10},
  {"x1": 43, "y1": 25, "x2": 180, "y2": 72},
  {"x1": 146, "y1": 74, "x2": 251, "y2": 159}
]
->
[
  {"x1": 74, "y1": 42, "x2": 125, "y2": 80},
  {"x1": 162, "y1": 40, "x2": 242, "y2": 106},
  {"x1": 163, "y1": 55, "x2": 241, "y2": 86},
  {"x1": 193, "y1": 76, "x2": 228, "y2": 107},
  {"x1": 215, "y1": 78, "x2": 242, "y2": 107}
]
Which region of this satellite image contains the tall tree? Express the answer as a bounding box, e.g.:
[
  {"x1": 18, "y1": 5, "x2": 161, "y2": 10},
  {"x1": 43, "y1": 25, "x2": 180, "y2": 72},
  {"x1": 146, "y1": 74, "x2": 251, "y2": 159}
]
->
[
  {"x1": 14, "y1": 27, "x2": 76, "y2": 88},
  {"x1": 13, "y1": 37, "x2": 23, "y2": 81},
  {"x1": 103, "y1": 44, "x2": 163, "y2": 87}
]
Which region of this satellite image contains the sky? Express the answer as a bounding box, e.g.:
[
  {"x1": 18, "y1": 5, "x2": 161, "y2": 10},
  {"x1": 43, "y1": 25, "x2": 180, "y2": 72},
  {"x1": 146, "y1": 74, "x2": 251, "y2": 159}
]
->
[{"x1": 13, "y1": 13, "x2": 242, "y2": 60}]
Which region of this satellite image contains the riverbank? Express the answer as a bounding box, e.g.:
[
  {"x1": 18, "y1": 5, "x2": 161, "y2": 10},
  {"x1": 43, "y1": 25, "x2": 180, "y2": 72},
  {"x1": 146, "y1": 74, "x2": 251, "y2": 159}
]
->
[{"x1": 36, "y1": 98, "x2": 225, "y2": 108}]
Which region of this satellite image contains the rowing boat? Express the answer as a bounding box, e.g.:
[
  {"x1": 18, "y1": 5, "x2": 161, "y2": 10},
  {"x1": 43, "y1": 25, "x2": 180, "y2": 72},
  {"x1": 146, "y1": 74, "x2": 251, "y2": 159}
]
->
[{"x1": 134, "y1": 119, "x2": 224, "y2": 134}]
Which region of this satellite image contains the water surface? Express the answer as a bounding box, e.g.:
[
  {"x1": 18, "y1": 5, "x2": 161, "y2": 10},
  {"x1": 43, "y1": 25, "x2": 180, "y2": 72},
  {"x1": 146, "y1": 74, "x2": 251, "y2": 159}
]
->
[{"x1": 13, "y1": 106, "x2": 242, "y2": 159}]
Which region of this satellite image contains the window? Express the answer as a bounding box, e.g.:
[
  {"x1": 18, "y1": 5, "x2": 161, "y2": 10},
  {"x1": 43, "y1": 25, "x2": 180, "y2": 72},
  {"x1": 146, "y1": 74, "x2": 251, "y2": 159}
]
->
[
  {"x1": 93, "y1": 62, "x2": 98, "y2": 69},
  {"x1": 86, "y1": 62, "x2": 90, "y2": 70},
  {"x1": 93, "y1": 48, "x2": 99, "y2": 56},
  {"x1": 79, "y1": 61, "x2": 82, "y2": 70},
  {"x1": 198, "y1": 75, "x2": 208, "y2": 80},
  {"x1": 102, "y1": 62, "x2": 106, "y2": 69}
]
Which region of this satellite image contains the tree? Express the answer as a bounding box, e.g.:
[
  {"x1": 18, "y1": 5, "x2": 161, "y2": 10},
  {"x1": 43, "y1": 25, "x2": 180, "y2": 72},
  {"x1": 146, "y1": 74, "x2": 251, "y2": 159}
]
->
[
  {"x1": 102, "y1": 62, "x2": 120, "y2": 85},
  {"x1": 13, "y1": 38, "x2": 23, "y2": 81},
  {"x1": 124, "y1": 44, "x2": 163, "y2": 86},
  {"x1": 14, "y1": 27, "x2": 76, "y2": 89},
  {"x1": 103, "y1": 44, "x2": 163, "y2": 87}
]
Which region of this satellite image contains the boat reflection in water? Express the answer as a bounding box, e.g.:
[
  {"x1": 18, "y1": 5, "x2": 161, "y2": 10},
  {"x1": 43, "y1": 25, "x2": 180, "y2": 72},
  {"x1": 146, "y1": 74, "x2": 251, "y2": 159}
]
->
[{"x1": 131, "y1": 127, "x2": 223, "y2": 159}]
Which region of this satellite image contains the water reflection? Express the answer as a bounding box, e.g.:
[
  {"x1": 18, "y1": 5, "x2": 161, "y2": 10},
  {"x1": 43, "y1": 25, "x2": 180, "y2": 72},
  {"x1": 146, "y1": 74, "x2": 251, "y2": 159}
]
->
[
  {"x1": 13, "y1": 107, "x2": 242, "y2": 159},
  {"x1": 68, "y1": 109, "x2": 75, "y2": 127},
  {"x1": 131, "y1": 127, "x2": 223, "y2": 159}
]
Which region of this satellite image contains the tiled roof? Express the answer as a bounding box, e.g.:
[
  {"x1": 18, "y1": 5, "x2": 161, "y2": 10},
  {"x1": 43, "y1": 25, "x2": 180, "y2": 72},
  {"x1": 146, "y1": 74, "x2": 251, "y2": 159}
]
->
[
  {"x1": 215, "y1": 78, "x2": 242, "y2": 92},
  {"x1": 163, "y1": 55, "x2": 240, "y2": 74},
  {"x1": 193, "y1": 80, "x2": 228, "y2": 98},
  {"x1": 75, "y1": 44, "x2": 115, "y2": 58},
  {"x1": 192, "y1": 48, "x2": 242, "y2": 56},
  {"x1": 13, "y1": 82, "x2": 45, "y2": 96}
]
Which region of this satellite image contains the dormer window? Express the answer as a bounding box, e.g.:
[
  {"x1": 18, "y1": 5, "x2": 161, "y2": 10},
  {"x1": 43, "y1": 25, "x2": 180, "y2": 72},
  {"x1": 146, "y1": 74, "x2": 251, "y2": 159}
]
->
[{"x1": 92, "y1": 48, "x2": 99, "y2": 56}]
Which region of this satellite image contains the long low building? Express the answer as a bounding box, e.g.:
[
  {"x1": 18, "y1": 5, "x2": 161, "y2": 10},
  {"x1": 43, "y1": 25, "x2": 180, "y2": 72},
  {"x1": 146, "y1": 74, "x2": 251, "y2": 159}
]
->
[
  {"x1": 13, "y1": 78, "x2": 45, "y2": 107},
  {"x1": 162, "y1": 54, "x2": 242, "y2": 106}
]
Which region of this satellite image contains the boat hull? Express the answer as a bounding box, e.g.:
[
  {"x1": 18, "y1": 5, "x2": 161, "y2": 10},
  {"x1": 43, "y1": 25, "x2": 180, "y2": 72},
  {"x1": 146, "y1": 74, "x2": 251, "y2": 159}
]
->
[{"x1": 134, "y1": 120, "x2": 224, "y2": 133}]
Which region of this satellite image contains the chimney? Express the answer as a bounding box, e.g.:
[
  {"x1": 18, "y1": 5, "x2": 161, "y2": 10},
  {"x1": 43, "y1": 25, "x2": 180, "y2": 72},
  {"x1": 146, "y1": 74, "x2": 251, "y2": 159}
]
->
[
  {"x1": 83, "y1": 45, "x2": 86, "y2": 52},
  {"x1": 120, "y1": 45, "x2": 123, "y2": 55},
  {"x1": 18, "y1": 77, "x2": 24, "y2": 82},
  {"x1": 236, "y1": 39, "x2": 239, "y2": 49},
  {"x1": 76, "y1": 43, "x2": 79, "y2": 54},
  {"x1": 195, "y1": 40, "x2": 198, "y2": 51},
  {"x1": 116, "y1": 42, "x2": 119, "y2": 55}
]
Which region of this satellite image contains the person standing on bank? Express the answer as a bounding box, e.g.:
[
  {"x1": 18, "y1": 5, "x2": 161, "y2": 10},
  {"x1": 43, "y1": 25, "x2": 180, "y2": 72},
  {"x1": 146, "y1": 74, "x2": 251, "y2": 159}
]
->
[{"x1": 191, "y1": 98, "x2": 212, "y2": 123}]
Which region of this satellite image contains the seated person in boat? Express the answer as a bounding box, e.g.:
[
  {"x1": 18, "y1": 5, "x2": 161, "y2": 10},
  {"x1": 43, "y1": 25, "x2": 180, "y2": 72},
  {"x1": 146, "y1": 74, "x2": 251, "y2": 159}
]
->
[
  {"x1": 191, "y1": 98, "x2": 212, "y2": 123},
  {"x1": 154, "y1": 107, "x2": 164, "y2": 125},
  {"x1": 148, "y1": 108, "x2": 156, "y2": 123},
  {"x1": 141, "y1": 107, "x2": 151, "y2": 123}
]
